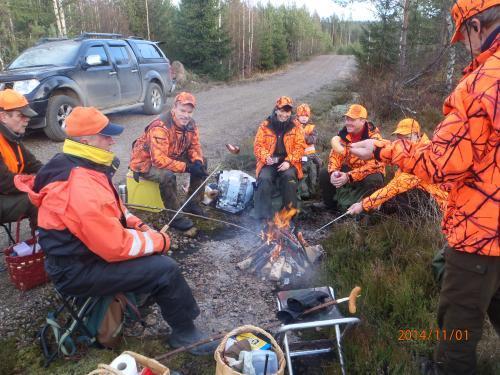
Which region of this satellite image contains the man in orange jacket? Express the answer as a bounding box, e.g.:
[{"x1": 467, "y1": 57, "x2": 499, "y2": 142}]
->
[
  {"x1": 15, "y1": 107, "x2": 216, "y2": 355},
  {"x1": 129, "y1": 92, "x2": 207, "y2": 231},
  {"x1": 347, "y1": 118, "x2": 449, "y2": 215},
  {"x1": 318, "y1": 104, "x2": 385, "y2": 212},
  {"x1": 0, "y1": 89, "x2": 42, "y2": 231},
  {"x1": 253, "y1": 96, "x2": 305, "y2": 220},
  {"x1": 350, "y1": 1, "x2": 499, "y2": 372}
]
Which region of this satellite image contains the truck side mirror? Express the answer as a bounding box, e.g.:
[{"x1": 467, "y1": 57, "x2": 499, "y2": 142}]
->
[{"x1": 83, "y1": 54, "x2": 103, "y2": 69}]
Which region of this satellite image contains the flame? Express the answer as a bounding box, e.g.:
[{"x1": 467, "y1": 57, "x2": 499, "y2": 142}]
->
[{"x1": 261, "y1": 206, "x2": 297, "y2": 256}]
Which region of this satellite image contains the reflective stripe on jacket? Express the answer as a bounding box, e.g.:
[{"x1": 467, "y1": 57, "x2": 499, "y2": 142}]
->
[{"x1": 14, "y1": 140, "x2": 169, "y2": 263}]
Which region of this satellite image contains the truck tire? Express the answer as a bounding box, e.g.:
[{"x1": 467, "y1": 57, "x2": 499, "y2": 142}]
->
[
  {"x1": 143, "y1": 82, "x2": 164, "y2": 115},
  {"x1": 44, "y1": 94, "x2": 80, "y2": 142}
]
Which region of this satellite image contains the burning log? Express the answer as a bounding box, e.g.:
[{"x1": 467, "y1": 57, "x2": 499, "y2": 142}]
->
[{"x1": 237, "y1": 208, "x2": 323, "y2": 282}]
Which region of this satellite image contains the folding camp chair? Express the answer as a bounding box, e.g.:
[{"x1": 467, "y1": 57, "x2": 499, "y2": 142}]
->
[
  {"x1": 276, "y1": 286, "x2": 360, "y2": 375},
  {"x1": 39, "y1": 289, "x2": 101, "y2": 367}
]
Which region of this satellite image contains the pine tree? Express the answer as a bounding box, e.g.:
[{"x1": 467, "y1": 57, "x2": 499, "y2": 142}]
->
[{"x1": 173, "y1": 0, "x2": 231, "y2": 79}]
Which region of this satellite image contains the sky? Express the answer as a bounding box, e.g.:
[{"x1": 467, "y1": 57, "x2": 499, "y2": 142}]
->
[
  {"x1": 171, "y1": 1, "x2": 377, "y2": 22},
  {"x1": 260, "y1": 0, "x2": 377, "y2": 21}
]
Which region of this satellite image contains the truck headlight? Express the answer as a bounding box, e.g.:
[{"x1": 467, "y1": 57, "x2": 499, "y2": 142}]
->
[{"x1": 13, "y1": 79, "x2": 40, "y2": 94}]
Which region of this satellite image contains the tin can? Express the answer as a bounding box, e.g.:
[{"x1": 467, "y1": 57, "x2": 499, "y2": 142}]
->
[{"x1": 118, "y1": 184, "x2": 127, "y2": 203}]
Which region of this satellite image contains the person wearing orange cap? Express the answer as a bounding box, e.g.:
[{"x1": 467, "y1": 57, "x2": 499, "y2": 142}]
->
[
  {"x1": 0, "y1": 89, "x2": 42, "y2": 231},
  {"x1": 296, "y1": 103, "x2": 322, "y2": 199},
  {"x1": 129, "y1": 91, "x2": 206, "y2": 231},
  {"x1": 253, "y1": 96, "x2": 305, "y2": 220},
  {"x1": 14, "y1": 106, "x2": 217, "y2": 356},
  {"x1": 346, "y1": 119, "x2": 449, "y2": 216},
  {"x1": 349, "y1": 1, "x2": 499, "y2": 372},
  {"x1": 317, "y1": 104, "x2": 385, "y2": 212}
]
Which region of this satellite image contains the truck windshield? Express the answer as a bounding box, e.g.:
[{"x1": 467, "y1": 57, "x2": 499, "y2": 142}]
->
[{"x1": 9, "y1": 42, "x2": 80, "y2": 69}]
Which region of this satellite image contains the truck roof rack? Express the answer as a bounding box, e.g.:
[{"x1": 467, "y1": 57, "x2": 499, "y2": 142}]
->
[
  {"x1": 127, "y1": 36, "x2": 145, "y2": 40},
  {"x1": 35, "y1": 37, "x2": 69, "y2": 45},
  {"x1": 77, "y1": 32, "x2": 123, "y2": 40}
]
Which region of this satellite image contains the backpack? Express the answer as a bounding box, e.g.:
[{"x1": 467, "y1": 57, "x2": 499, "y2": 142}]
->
[
  {"x1": 40, "y1": 293, "x2": 141, "y2": 365},
  {"x1": 87, "y1": 293, "x2": 141, "y2": 348}
]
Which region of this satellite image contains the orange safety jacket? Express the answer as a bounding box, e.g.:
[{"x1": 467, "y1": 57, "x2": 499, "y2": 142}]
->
[
  {"x1": 374, "y1": 35, "x2": 499, "y2": 256},
  {"x1": 254, "y1": 117, "x2": 305, "y2": 179},
  {"x1": 328, "y1": 122, "x2": 385, "y2": 182},
  {"x1": 303, "y1": 123, "x2": 318, "y2": 155},
  {"x1": 129, "y1": 111, "x2": 203, "y2": 174},
  {"x1": 15, "y1": 139, "x2": 170, "y2": 263},
  {"x1": 363, "y1": 134, "x2": 448, "y2": 212},
  {"x1": 0, "y1": 124, "x2": 42, "y2": 195},
  {"x1": 0, "y1": 133, "x2": 24, "y2": 173}
]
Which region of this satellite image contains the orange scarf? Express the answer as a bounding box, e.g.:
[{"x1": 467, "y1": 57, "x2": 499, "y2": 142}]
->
[{"x1": 0, "y1": 133, "x2": 24, "y2": 173}]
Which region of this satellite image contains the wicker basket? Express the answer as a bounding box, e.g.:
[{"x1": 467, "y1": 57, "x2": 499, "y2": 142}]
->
[
  {"x1": 3, "y1": 220, "x2": 49, "y2": 291},
  {"x1": 87, "y1": 351, "x2": 170, "y2": 375},
  {"x1": 214, "y1": 325, "x2": 286, "y2": 375}
]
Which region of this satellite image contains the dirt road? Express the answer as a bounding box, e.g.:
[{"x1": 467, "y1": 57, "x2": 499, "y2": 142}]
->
[{"x1": 22, "y1": 54, "x2": 355, "y2": 184}]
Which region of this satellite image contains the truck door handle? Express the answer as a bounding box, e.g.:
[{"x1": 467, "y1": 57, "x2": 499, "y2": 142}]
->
[
  {"x1": 109, "y1": 71, "x2": 117, "y2": 76},
  {"x1": 131, "y1": 69, "x2": 138, "y2": 73}
]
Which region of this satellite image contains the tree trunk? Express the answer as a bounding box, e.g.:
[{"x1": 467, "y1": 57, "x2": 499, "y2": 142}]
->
[
  {"x1": 53, "y1": 0, "x2": 63, "y2": 36},
  {"x1": 445, "y1": 12, "x2": 455, "y2": 92},
  {"x1": 248, "y1": 3, "x2": 253, "y2": 75},
  {"x1": 242, "y1": 1, "x2": 246, "y2": 78},
  {"x1": 399, "y1": 0, "x2": 411, "y2": 76},
  {"x1": 145, "y1": 0, "x2": 151, "y2": 39}
]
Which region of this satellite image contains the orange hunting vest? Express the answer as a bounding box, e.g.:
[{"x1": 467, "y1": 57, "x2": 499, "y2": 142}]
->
[{"x1": 0, "y1": 133, "x2": 24, "y2": 174}]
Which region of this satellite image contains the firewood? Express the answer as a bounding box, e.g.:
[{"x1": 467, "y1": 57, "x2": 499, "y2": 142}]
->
[
  {"x1": 269, "y1": 256, "x2": 285, "y2": 281},
  {"x1": 304, "y1": 244, "x2": 325, "y2": 263}
]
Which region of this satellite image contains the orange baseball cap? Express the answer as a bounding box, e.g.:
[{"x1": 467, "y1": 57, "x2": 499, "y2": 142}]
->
[
  {"x1": 64, "y1": 107, "x2": 124, "y2": 137},
  {"x1": 450, "y1": 0, "x2": 498, "y2": 43},
  {"x1": 275, "y1": 96, "x2": 293, "y2": 110},
  {"x1": 296, "y1": 103, "x2": 311, "y2": 117},
  {"x1": 0, "y1": 89, "x2": 37, "y2": 117},
  {"x1": 344, "y1": 104, "x2": 368, "y2": 120},
  {"x1": 174, "y1": 92, "x2": 196, "y2": 107},
  {"x1": 392, "y1": 118, "x2": 421, "y2": 136}
]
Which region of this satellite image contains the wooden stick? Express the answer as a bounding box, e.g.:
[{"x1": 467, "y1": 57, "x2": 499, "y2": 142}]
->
[{"x1": 155, "y1": 286, "x2": 362, "y2": 362}]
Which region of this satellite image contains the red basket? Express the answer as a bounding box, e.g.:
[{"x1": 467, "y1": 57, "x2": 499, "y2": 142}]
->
[{"x1": 3, "y1": 219, "x2": 50, "y2": 291}]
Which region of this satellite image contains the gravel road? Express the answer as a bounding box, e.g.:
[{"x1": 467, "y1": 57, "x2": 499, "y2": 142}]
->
[{"x1": 21, "y1": 54, "x2": 355, "y2": 184}]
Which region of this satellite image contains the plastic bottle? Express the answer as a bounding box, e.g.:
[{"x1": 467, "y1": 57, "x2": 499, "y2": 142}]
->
[
  {"x1": 109, "y1": 353, "x2": 138, "y2": 375},
  {"x1": 251, "y1": 350, "x2": 278, "y2": 375}
]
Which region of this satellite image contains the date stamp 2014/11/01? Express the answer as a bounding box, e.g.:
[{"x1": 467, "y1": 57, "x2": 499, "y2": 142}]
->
[{"x1": 398, "y1": 329, "x2": 469, "y2": 342}]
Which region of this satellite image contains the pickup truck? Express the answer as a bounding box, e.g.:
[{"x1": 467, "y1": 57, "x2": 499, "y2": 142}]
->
[{"x1": 0, "y1": 33, "x2": 174, "y2": 141}]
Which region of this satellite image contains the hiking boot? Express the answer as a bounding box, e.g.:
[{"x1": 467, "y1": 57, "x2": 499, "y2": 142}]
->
[
  {"x1": 184, "y1": 202, "x2": 206, "y2": 217},
  {"x1": 170, "y1": 216, "x2": 194, "y2": 231},
  {"x1": 167, "y1": 324, "x2": 220, "y2": 356}
]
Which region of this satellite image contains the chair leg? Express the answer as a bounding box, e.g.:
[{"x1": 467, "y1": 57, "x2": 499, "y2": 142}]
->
[
  {"x1": 335, "y1": 324, "x2": 346, "y2": 375},
  {"x1": 283, "y1": 332, "x2": 294, "y2": 375},
  {"x1": 1, "y1": 224, "x2": 16, "y2": 245}
]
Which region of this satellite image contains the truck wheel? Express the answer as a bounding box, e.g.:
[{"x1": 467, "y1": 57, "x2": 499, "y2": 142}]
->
[
  {"x1": 143, "y1": 82, "x2": 164, "y2": 115},
  {"x1": 44, "y1": 94, "x2": 80, "y2": 141}
]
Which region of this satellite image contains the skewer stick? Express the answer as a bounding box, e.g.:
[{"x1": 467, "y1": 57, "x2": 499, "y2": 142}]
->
[{"x1": 154, "y1": 286, "x2": 362, "y2": 361}]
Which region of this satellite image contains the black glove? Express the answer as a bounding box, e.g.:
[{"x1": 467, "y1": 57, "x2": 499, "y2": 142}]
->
[
  {"x1": 186, "y1": 160, "x2": 208, "y2": 178},
  {"x1": 133, "y1": 171, "x2": 141, "y2": 183}
]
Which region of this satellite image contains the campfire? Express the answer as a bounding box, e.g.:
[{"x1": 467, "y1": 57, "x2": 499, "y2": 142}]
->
[{"x1": 237, "y1": 208, "x2": 324, "y2": 282}]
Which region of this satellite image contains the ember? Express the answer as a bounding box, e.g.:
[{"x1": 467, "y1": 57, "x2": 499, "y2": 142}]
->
[{"x1": 237, "y1": 208, "x2": 324, "y2": 282}]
